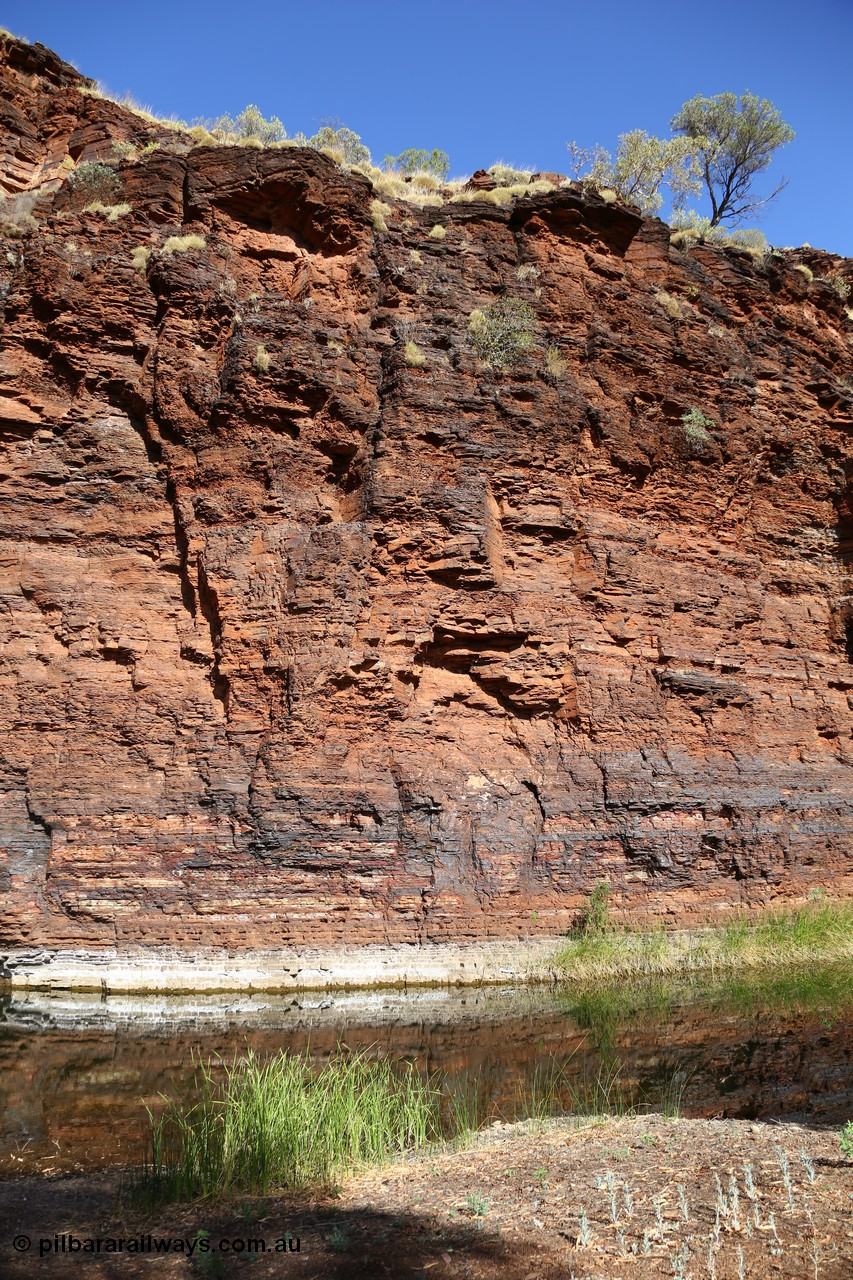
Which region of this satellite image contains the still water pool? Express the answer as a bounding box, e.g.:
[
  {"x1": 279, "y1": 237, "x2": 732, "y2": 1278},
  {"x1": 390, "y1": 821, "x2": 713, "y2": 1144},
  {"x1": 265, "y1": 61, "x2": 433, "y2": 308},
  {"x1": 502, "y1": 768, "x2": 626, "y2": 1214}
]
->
[{"x1": 1, "y1": 967, "x2": 849, "y2": 1173}]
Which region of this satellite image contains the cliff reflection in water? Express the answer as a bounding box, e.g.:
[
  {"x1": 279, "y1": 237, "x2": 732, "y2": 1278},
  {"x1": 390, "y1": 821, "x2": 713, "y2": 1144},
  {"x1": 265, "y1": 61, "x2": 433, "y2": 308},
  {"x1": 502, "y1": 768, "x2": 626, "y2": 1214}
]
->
[{"x1": 1, "y1": 967, "x2": 849, "y2": 1173}]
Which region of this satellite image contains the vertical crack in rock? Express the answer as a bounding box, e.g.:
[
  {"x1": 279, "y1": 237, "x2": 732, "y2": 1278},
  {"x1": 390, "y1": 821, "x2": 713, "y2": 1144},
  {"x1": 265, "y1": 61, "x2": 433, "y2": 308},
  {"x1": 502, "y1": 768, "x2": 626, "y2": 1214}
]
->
[
  {"x1": 521, "y1": 779, "x2": 547, "y2": 825},
  {"x1": 23, "y1": 790, "x2": 52, "y2": 842},
  {"x1": 196, "y1": 557, "x2": 229, "y2": 712}
]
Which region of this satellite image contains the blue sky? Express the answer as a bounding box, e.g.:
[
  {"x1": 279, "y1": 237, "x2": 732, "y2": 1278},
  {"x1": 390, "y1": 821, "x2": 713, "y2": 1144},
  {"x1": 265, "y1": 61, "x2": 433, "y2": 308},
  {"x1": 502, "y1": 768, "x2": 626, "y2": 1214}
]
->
[{"x1": 4, "y1": 0, "x2": 852, "y2": 254}]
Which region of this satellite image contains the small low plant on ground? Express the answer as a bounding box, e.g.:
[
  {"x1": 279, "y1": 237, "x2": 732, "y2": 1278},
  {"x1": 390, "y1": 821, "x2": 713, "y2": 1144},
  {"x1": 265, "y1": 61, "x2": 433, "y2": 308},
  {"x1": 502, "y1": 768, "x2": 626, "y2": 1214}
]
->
[
  {"x1": 840, "y1": 1121, "x2": 853, "y2": 1159},
  {"x1": 428, "y1": 223, "x2": 446, "y2": 240},
  {"x1": 465, "y1": 1190, "x2": 491, "y2": 1217},
  {"x1": 468, "y1": 296, "x2": 536, "y2": 369},
  {"x1": 327, "y1": 1226, "x2": 350, "y2": 1254}
]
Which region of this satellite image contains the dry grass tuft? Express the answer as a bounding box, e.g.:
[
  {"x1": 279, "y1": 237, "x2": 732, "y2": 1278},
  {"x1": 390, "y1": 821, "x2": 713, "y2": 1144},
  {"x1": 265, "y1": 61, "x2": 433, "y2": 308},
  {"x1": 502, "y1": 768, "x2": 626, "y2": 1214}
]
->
[
  {"x1": 655, "y1": 290, "x2": 683, "y2": 319},
  {"x1": 83, "y1": 201, "x2": 132, "y2": 222},
  {"x1": 545, "y1": 345, "x2": 566, "y2": 378},
  {"x1": 131, "y1": 245, "x2": 150, "y2": 274},
  {"x1": 404, "y1": 341, "x2": 426, "y2": 367},
  {"x1": 370, "y1": 199, "x2": 392, "y2": 232},
  {"x1": 161, "y1": 233, "x2": 206, "y2": 255}
]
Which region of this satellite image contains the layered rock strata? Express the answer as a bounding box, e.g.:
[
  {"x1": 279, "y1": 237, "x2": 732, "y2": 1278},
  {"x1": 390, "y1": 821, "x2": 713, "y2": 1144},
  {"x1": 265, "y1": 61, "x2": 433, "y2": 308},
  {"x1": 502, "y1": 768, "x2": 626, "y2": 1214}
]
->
[{"x1": 0, "y1": 37, "x2": 851, "y2": 985}]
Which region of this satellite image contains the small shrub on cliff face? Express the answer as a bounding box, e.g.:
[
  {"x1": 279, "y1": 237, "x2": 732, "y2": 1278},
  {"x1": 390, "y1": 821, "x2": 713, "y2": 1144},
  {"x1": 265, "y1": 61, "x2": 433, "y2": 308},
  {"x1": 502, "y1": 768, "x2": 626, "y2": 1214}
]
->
[
  {"x1": 308, "y1": 124, "x2": 371, "y2": 166},
  {"x1": 111, "y1": 140, "x2": 137, "y2": 161},
  {"x1": 567, "y1": 132, "x2": 700, "y2": 216},
  {"x1": 67, "y1": 160, "x2": 122, "y2": 204},
  {"x1": 670, "y1": 214, "x2": 770, "y2": 261},
  {"x1": 681, "y1": 406, "x2": 715, "y2": 456},
  {"x1": 793, "y1": 263, "x2": 813, "y2": 283},
  {"x1": 405, "y1": 172, "x2": 442, "y2": 191},
  {"x1": 451, "y1": 186, "x2": 514, "y2": 207},
  {"x1": 161, "y1": 234, "x2": 206, "y2": 255},
  {"x1": 724, "y1": 227, "x2": 770, "y2": 260},
  {"x1": 254, "y1": 344, "x2": 271, "y2": 373},
  {"x1": 468, "y1": 297, "x2": 536, "y2": 370},
  {"x1": 488, "y1": 163, "x2": 533, "y2": 186},
  {"x1": 428, "y1": 224, "x2": 446, "y2": 240}
]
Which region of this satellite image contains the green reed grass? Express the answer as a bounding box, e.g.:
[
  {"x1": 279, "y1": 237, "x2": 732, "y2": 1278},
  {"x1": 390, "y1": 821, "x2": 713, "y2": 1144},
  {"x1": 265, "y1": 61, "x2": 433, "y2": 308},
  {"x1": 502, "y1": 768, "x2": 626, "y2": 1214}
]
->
[
  {"x1": 443, "y1": 1071, "x2": 496, "y2": 1142},
  {"x1": 552, "y1": 898, "x2": 853, "y2": 981},
  {"x1": 138, "y1": 1042, "x2": 692, "y2": 1206},
  {"x1": 138, "y1": 1047, "x2": 440, "y2": 1204}
]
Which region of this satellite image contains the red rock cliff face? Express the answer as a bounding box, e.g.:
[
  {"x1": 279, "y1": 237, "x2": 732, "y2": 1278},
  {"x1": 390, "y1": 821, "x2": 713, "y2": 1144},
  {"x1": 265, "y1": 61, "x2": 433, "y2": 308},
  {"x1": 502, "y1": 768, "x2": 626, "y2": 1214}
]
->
[{"x1": 1, "y1": 37, "x2": 852, "y2": 963}]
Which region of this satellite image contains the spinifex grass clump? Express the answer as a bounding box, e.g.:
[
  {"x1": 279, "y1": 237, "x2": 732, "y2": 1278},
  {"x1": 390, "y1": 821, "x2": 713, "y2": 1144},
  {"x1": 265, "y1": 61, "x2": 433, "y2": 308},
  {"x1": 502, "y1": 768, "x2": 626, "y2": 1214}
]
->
[{"x1": 139, "y1": 1047, "x2": 440, "y2": 1203}]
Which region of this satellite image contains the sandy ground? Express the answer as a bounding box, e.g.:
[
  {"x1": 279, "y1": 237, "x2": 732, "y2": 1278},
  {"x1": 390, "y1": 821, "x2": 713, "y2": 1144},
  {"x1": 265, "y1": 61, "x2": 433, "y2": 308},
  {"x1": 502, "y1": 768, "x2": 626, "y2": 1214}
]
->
[{"x1": 1, "y1": 1115, "x2": 851, "y2": 1278}]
